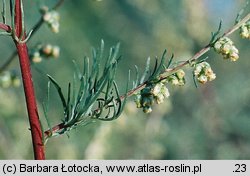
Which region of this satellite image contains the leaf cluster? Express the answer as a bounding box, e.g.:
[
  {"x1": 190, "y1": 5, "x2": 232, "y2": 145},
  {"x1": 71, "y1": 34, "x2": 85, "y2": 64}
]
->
[
  {"x1": 45, "y1": 40, "x2": 128, "y2": 137},
  {"x1": 132, "y1": 49, "x2": 174, "y2": 90}
]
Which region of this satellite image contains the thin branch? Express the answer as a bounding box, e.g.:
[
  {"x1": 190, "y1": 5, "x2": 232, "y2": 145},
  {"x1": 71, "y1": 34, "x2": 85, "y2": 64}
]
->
[
  {"x1": 223, "y1": 13, "x2": 250, "y2": 36},
  {"x1": 160, "y1": 12, "x2": 250, "y2": 77},
  {"x1": 123, "y1": 12, "x2": 250, "y2": 100},
  {"x1": 0, "y1": 0, "x2": 65, "y2": 73},
  {"x1": 32, "y1": 0, "x2": 64, "y2": 38},
  {"x1": 44, "y1": 12, "x2": 250, "y2": 138},
  {"x1": 52, "y1": 0, "x2": 64, "y2": 10}
]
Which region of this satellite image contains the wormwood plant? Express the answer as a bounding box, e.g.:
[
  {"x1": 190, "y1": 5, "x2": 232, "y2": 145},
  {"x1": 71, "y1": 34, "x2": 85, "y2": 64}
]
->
[{"x1": 0, "y1": 1, "x2": 249, "y2": 159}]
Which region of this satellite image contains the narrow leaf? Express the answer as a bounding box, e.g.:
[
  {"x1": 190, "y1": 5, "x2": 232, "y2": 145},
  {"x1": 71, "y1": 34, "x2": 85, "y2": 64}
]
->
[
  {"x1": 140, "y1": 57, "x2": 151, "y2": 84},
  {"x1": 47, "y1": 75, "x2": 67, "y2": 111},
  {"x1": 166, "y1": 53, "x2": 174, "y2": 69}
]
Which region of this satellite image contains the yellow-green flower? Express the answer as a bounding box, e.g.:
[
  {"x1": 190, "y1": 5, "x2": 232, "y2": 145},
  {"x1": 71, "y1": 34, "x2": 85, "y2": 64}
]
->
[
  {"x1": 194, "y1": 62, "x2": 216, "y2": 84},
  {"x1": 240, "y1": 21, "x2": 250, "y2": 39},
  {"x1": 213, "y1": 37, "x2": 239, "y2": 61}
]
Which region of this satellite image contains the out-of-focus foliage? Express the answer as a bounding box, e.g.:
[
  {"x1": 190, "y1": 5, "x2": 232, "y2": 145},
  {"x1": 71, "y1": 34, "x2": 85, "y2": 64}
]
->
[{"x1": 0, "y1": 0, "x2": 250, "y2": 159}]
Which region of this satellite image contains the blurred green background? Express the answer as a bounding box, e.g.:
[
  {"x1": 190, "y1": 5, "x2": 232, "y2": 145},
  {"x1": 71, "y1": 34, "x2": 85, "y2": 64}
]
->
[{"x1": 0, "y1": 0, "x2": 250, "y2": 159}]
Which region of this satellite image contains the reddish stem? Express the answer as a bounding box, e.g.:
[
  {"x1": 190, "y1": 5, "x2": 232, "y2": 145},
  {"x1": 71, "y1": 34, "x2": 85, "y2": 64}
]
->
[{"x1": 14, "y1": 0, "x2": 45, "y2": 160}]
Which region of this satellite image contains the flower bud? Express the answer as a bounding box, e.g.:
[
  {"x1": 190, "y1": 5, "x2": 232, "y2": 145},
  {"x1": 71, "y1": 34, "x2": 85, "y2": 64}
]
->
[
  {"x1": 194, "y1": 65, "x2": 202, "y2": 76},
  {"x1": 51, "y1": 21, "x2": 60, "y2": 33},
  {"x1": 42, "y1": 44, "x2": 53, "y2": 55},
  {"x1": 213, "y1": 37, "x2": 239, "y2": 61},
  {"x1": 43, "y1": 10, "x2": 60, "y2": 33},
  {"x1": 12, "y1": 77, "x2": 21, "y2": 87},
  {"x1": 197, "y1": 75, "x2": 208, "y2": 84},
  {"x1": 204, "y1": 67, "x2": 213, "y2": 75},
  {"x1": 40, "y1": 6, "x2": 49, "y2": 14},
  {"x1": 178, "y1": 79, "x2": 185, "y2": 86},
  {"x1": 240, "y1": 21, "x2": 250, "y2": 39},
  {"x1": 228, "y1": 46, "x2": 239, "y2": 62},
  {"x1": 142, "y1": 96, "x2": 154, "y2": 107},
  {"x1": 229, "y1": 52, "x2": 239, "y2": 62},
  {"x1": 134, "y1": 82, "x2": 170, "y2": 113},
  {"x1": 207, "y1": 72, "x2": 216, "y2": 81},
  {"x1": 134, "y1": 94, "x2": 142, "y2": 108},
  {"x1": 223, "y1": 37, "x2": 233, "y2": 45},
  {"x1": 32, "y1": 51, "x2": 42, "y2": 63},
  {"x1": 143, "y1": 106, "x2": 152, "y2": 113},
  {"x1": 43, "y1": 12, "x2": 52, "y2": 22},
  {"x1": 213, "y1": 42, "x2": 222, "y2": 52},
  {"x1": 0, "y1": 71, "x2": 11, "y2": 88},
  {"x1": 155, "y1": 93, "x2": 165, "y2": 104},
  {"x1": 151, "y1": 83, "x2": 162, "y2": 96},
  {"x1": 169, "y1": 76, "x2": 179, "y2": 85},
  {"x1": 52, "y1": 46, "x2": 60, "y2": 58},
  {"x1": 194, "y1": 62, "x2": 216, "y2": 84},
  {"x1": 176, "y1": 69, "x2": 185, "y2": 79},
  {"x1": 221, "y1": 43, "x2": 231, "y2": 54},
  {"x1": 161, "y1": 86, "x2": 170, "y2": 98}
]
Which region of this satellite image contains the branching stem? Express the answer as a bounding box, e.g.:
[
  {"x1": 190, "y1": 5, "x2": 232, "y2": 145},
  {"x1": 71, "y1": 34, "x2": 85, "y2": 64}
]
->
[{"x1": 44, "y1": 12, "x2": 250, "y2": 139}]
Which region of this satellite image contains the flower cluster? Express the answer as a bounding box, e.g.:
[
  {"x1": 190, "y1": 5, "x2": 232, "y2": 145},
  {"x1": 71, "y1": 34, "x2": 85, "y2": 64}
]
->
[
  {"x1": 40, "y1": 6, "x2": 60, "y2": 33},
  {"x1": 30, "y1": 44, "x2": 60, "y2": 63},
  {"x1": 240, "y1": 21, "x2": 250, "y2": 39},
  {"x1": 0, "y1": 71, "x2": 20, "y2": 88},
  {"x1": 213, "y1": 37, "x2": 239, "y2": 61},
  {"x1": 134, "y1": 82, "x2": 170, "y2": 113},
  {"x1": 193, "y1": 62, "x2": 216, "y2": 84},
  {"x1": 167, "y1": 69, "x2": 186, "y2": 86}
]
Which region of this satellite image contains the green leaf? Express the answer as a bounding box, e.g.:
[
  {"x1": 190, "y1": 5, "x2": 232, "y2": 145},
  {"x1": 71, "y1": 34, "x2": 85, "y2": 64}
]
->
[
  {"x1": 47, "y1": 75, "x2": 67, "y2": 115},
  {"x1": 193, "y1": 73, "x2": 198, "y2": 88},
  {"x1": 65, "y1": 83, "x2": 71, "y2": 122},
  {"x1": 45, "y1": 41, "x2": 124, "y2": 136},
  {"x1": 235, "y1": 1, "x2": 249, "y2": 24},
  {"x1": 150, "y1": 49, "x2": 167, "y2": 79},
  {"x1": 166, "y1": 53, "x2": 174, "y2": 69},
  {"x1": 209, "y1": 20, "x2": 222, "y2": 44},
  {"x1": 42, "y1": 81, "x2": 52, "y2": 137},
  {"x1": 140, "y1": 57, "x2": 151, "y2": 84},
  {"x1": 133, "y1": 65, "x2": 139, "y2": 88}
]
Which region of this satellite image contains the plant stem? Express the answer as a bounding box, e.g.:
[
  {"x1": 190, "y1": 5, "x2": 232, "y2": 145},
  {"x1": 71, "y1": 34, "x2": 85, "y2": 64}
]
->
[
  {"x1": 16, "y1": 43, "x2": 45, "y2": 159},
  {"x1": 52, "y1": 0, "x2": 65, "y2": 10},
  {"x1": 44, "y1": 12, "x2": 250, "y2": 138},
  {"x1": 14, "y1": 0, "x2": 45, "y2": 160}
]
